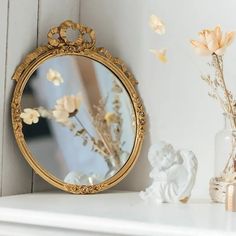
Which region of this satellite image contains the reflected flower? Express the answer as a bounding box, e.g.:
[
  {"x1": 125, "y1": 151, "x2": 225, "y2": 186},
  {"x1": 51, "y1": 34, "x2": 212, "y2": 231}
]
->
[
  {"x1": 190, "y1": 26, "x2": 235, "y2": 56},
  {"x1": 149, "y1": 14, "x2": 165, "y2": 35},
  {"x1": 20, "y1": 108, "x2": 40, "y2": 125},
  {"x1": 53, "y1": 94, "x2": 81, "y2": 123},
  {"x1": 52, "y1": 110, "x2": 69, "y2": 123},
  {"x1": 47, "y1": 68, "x2": 64, "y2": 86},
  {"x1": 104, "y1": 112, "x2": 119, "y2": 124},
  {"x1": 37, "y1": 106, "x2": 52, "y2": 118},
  {"x1": 150, "y1": 49, "x2": 168, "y2": 63}
]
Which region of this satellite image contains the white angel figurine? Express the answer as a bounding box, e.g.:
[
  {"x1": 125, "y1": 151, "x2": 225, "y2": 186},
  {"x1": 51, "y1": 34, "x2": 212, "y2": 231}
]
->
[{"x1": 140, "y1": 141, "x2": 198, "y2": 203}]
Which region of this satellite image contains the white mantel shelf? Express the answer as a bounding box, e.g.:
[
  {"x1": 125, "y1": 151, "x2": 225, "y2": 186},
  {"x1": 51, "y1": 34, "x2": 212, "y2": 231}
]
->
[{"x1": 0, "y1": 191, "x2": 235, "y2": 236}]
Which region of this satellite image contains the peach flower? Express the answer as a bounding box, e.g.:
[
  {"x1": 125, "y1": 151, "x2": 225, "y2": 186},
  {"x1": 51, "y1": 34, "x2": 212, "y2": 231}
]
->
[
  {"x1": 47, "y1": 69, "x2": 64, "y2": 86},
  {"x1": 20, "y1": 108, "x2": 40, "y2": 125},
  {"x1": 150, "y1": 49, "x2": 168, "y2": 63},
  {"x1": 149, "y1": 14, "x2": 165, "y2": 35},
  {"x1": 53, "y1": 110, "x2": 69, "y2": 123},
  {"x1": 191, "y1": 26, "x2": 235, "y2": 56},
  {"x1": 53, "y1": 94, "x2": 81, "y2": 123}
]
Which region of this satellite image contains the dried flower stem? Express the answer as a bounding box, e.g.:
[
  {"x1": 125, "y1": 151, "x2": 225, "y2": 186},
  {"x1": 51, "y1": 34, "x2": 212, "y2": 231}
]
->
[
  {"x1": 36, "y1": 106, "x2": 111, "y2": 158},
  {"x1": 23, "y1": 85, "x2": 126, "y2": 170},
  {"x1": 73, "y1": 115, "x2": 115, "y2": 158},
  {"x1": 86, "y1": 107, "x2": 115, "y2": 158},
  {"x1": 211, "y1": 54, "x2": 236, "y2": 174},
  {"x1": 214, "y1": 53, "x2": 236, "y2": 128},
  {"x1": 201, "y1": 54, "x2": 236, "y2": 175},
  {"x1": 95, "y1": 127, "x2": 114, "y2": 157},
  {"x1": 92, "y1": 91, "x2": 123, "y2": 168},
  {"x1": 74, "y1": 115, "x2": 93, "y2": 140}
]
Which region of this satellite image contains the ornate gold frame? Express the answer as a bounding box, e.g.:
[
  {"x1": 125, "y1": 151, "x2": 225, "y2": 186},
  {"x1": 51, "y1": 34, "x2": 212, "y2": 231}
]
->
[{"x1": 11, "y1": 20, "x2": 145, "y2": 194}]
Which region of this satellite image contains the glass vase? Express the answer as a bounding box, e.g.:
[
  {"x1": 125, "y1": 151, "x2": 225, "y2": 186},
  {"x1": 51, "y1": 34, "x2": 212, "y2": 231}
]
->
[
  {"x1": 210, "y1": 113, "x2": 236, "y2": 203},
  {"x1": 214, "y1": 113, "x2": 235, "y2": 176}
]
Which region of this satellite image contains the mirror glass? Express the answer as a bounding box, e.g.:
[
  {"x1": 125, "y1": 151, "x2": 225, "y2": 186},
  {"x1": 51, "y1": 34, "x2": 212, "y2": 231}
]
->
[{"x1": 20, "y1": 55, "x2": 136, "y2": 185}]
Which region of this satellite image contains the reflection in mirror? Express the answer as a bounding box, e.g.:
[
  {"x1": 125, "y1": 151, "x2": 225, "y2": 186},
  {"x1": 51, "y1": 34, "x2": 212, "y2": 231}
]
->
[{"x1": 20, "y1": 56, "x2": 136, "y2": 185}]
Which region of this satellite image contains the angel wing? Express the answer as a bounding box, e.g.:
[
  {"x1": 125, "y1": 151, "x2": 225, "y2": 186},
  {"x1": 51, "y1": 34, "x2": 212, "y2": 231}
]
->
[{"x1": 176, "y1": 150, "x2": 198, "y2": 200}]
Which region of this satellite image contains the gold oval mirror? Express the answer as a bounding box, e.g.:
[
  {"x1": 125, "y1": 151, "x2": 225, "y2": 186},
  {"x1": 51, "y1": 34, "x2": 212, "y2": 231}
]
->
[{"x1": 11, "y1": 20, "x2": 145, "y2": 194}]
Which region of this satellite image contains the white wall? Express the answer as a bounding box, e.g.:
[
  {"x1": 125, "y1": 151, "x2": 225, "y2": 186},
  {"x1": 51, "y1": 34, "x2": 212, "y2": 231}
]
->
[
  {"x1": 0, "y1": 0, "x2": 80, "y2": 196},
  {"x1": 0, "y1": 0, "x2": 39, "y2": 196},
  {"x1": 80, "y1": 0, "x2": 236, "y2": 198},
  {"x1": 0, "y1": 0, "x2": 9, "y2": 196}
]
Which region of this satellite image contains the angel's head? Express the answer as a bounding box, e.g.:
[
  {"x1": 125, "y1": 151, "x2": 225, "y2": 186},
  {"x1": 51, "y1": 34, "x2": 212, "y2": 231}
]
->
[{"x1": 148, "y1": 141, "x2": 176, "y2": 170}]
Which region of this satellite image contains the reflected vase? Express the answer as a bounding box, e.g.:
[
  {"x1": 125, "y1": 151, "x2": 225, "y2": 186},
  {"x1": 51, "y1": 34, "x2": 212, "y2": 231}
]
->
[
  {"x1": 210, "y1": 113, "x2": 236, "y2": 203},
  {"x1": 105, "y1": 157, "x2": 118, "y2": 179},
  {"x1": 105, "y1": 152, "x2": 128, "y2": 179}
]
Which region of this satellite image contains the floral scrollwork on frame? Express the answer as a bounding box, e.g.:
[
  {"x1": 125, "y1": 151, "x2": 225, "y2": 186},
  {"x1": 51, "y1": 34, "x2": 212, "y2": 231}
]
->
[
  {"x1": 64, "y1": 183, "x2": 107, "y2": 194},
  {"x1": 12, "y1": 46, "x2": 49, "y2": 82},
  {"x1": 131, "y1": 94, "x2": 145, "y2": 139},
  {"x1": 96, "y1": 47, "x2": 138, "y2": 86},
  {"x1": 48, "y1": 20, "x2": 96, "y2": 52},
  {"x1": 11, "y1": 93, "x2": 24, "y2": 140}
]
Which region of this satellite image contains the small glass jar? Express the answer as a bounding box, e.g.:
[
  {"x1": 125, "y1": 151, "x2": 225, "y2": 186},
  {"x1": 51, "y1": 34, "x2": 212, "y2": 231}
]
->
[
  {"x1": 210, "y1": 113, "x2": 236, "y2": 203},
  {"x1": 214, "y1": 113, "x2": 235, "y2": 176}
]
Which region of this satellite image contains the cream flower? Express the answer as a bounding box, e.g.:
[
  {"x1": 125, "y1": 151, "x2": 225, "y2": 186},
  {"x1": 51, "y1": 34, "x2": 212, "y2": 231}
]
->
[
  {"x1": 47, "y1": 69, "x2": 64, "y2": 86},
  {"x1": 190, "y1": 26, "x2": 235, "y2": 56},
  {"x1": 20, "y1": 108, "x2": 40, "y2": 125},
  {"x1": 53, "y1": 94, "x2": 81, "y2": 123},
  {"x1": 150, "y1": 49, "x2": 168, "y2": 63},
  {"x1": 37, "y1": 106, "x2": 52, "y2": 118},
  {"x1": 104, "y1": 112, "x2": 119, "y2": 124},
  {"x1": 149, "y1": 14, "x2": 165, "y2": 35},
  {"x1": 53, "y1": 110, "x2": 70, "y2": 123},
  {"x1": 55, "y1": 95, "x2": 81, "y2": 114}
]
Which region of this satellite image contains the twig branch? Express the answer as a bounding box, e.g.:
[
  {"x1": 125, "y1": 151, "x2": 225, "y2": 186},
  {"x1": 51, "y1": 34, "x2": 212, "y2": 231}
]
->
[{"x1": 213, "y1": 53, "x2": 236, "y2": 128}]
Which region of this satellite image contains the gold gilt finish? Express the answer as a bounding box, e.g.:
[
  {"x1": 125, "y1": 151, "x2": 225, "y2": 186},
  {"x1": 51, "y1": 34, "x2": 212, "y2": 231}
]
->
[{"x1": 11, "y1": 20, "x2": 145, "y2": 194}]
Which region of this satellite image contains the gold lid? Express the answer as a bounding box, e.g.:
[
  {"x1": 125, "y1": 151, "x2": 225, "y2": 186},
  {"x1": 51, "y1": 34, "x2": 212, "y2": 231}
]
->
[{"x1": 225, "y1": 183, "x2": 236, "y2": 212}]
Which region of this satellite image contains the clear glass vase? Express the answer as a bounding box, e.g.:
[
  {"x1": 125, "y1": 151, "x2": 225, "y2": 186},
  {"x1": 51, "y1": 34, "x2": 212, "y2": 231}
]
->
[
  {"x1": 210, "y1": 113, "x2": 236, "y2": 203},
  {"x1": 214, "y1": 113, "x2": 235, "y2": 177}
]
